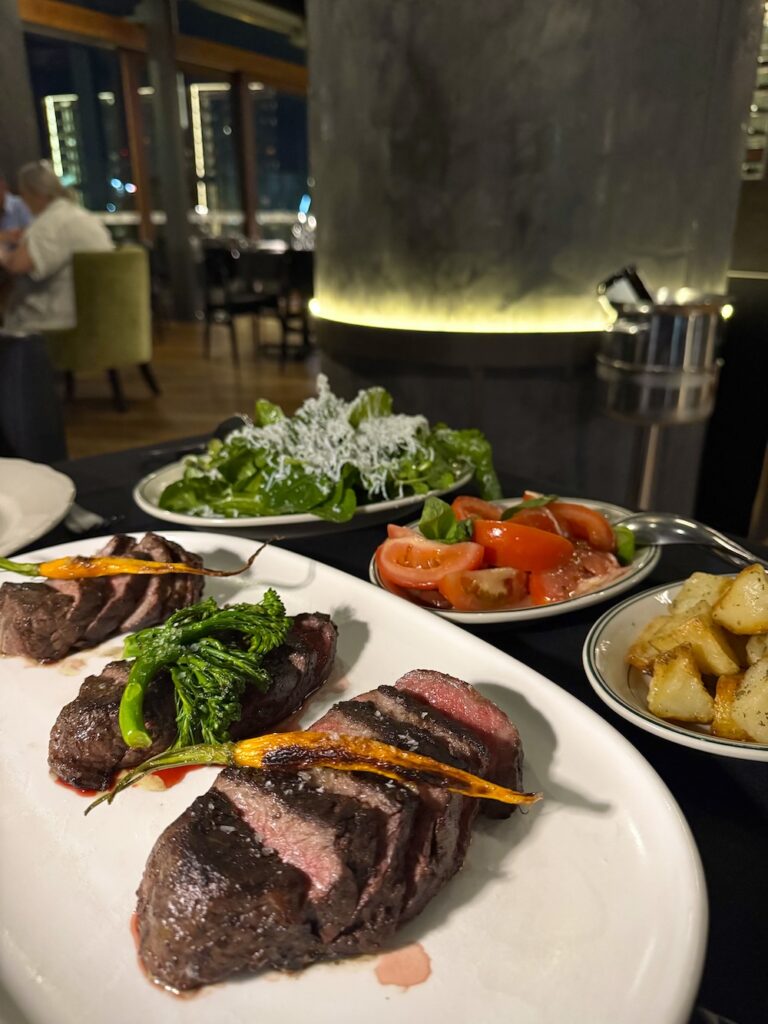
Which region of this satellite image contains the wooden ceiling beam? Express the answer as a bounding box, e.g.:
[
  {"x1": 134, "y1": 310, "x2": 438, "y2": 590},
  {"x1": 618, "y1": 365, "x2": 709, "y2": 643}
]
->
[{"x1": 18, "y1": 0, "x2": 307, "y2": 92}]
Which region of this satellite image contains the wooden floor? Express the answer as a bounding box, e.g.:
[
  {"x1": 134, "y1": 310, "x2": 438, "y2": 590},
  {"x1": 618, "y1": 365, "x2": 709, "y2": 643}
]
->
[{"x1": 64, "y1": 317, "x2": 321, "y2": 459}]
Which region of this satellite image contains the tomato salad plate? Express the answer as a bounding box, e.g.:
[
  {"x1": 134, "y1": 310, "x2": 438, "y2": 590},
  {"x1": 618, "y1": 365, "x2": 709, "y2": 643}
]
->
[
  {"x1": 1, "y1": 531, "x2": 703, "y2": 1024},
  {"x1": 369, "y1": 494, "x2": 660, "y2": 624}
]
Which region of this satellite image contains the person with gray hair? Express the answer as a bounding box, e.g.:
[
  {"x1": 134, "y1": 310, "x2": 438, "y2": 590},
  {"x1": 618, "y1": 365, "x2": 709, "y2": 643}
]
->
[
  {"x1": 0, "y1": 169, "x2": 31, "y2": 242},
  {"x1": 0, "y1": 160, "x2": 112, "y2": 332}
]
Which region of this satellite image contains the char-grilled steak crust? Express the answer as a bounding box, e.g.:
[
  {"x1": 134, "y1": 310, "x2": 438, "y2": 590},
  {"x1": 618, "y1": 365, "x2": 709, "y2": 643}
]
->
[
  {"x1": 47, "y1": 613, "x2": 338, "y2": 790},
  {"x1": 136, "y1": 789, "x2": 317, "y2": 991},
  {"x1": 0, "y1": 583, "x2": 85, "y2": 661},
  {"x1": 230, "y1": 613, "x2": 337, "y2": 740},
  {"x1": 135, "y1": 671, "x2": 525, "y2": 991},
  {"x1": 0, "y1": 533, "x2": 205, "y2": 662},
  {"x1": 48, "y1": 661, "x2": 176, "y2": 790}
]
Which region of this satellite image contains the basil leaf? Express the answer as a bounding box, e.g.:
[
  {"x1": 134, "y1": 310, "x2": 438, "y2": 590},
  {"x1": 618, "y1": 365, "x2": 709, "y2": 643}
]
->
[
  {"x1": 429, "y1": 426, "x2": 502, "y2": 501},
  {"x1": 254, "y1": 399, "x2": 285, "y2": 426},
  {"x1": 501, "y1": 494, "x2": 558, "y2": 520},
  {"x1": 348, "y1": 386, "x2": 393, "y2": 427},
  {"x1": 614, "y1": 525, "x2": 636, "y2": 565},
  {"x1": 418, "y1": 497, "x2": 474, "y2": 543}
]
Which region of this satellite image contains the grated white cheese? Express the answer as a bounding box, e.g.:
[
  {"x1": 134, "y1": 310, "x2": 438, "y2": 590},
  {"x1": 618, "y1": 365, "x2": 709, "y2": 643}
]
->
[{"x1": 205, "y1": 375, "x2": 433, "y2": 500}]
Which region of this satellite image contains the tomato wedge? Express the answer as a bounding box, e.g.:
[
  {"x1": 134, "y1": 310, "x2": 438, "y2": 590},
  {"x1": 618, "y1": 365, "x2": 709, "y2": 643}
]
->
[
  {"x1": 438, "y1": 568, "x2": 527, "y2": 611},
  {"x1": 528, "y1": 557, "x2": 584, "y2": 605},
  {"x1": 472, "y1": 520, "x2": 574, "y2": 572},
  {"x1": 549, "y1": 502, "x2": 615, "y2": 552},
  {"x1": 503, "y1": 506, "x2": 563, "y2": 534},
  {"x1": 374, "y1": 536, "x2": 484, "y2": 590},
  {"x1": 386, "y1": 524, "x2": 425, "y2": 540},
  {"x1": 451, "y1": 496, "x2": 503, "y2": 521},
  {"x1": 529, "y1": 544, "x2": 622, "y2": 604}
]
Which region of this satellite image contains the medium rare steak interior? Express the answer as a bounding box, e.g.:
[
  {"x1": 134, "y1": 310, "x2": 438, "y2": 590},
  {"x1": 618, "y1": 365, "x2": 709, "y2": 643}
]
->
[
  {"x1": 136, "y1": 670, "x2": 524, "y2": 991},
  {"x1": 0, "y1": 533, "x2": 204, "y2": 662},
  {"x1": 49, "y1": 613, "x2": 338, "y2": 790}
]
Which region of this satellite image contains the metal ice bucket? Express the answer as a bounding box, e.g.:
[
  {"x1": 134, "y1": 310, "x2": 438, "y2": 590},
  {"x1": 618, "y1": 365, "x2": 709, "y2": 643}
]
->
[{"x1": 596, "y1": 298, "x2": 727, "y2": 426}]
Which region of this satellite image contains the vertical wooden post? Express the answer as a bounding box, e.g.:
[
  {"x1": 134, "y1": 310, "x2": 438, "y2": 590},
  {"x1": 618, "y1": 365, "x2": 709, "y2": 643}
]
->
[
  {"x1": 140, "y1": 0, "x2": 198, "y2": 320},
  {"x1": 119, "y1": 48, "x2": 153, "y2": 243},
  {"x1": 233, "y1": 72, "x2": 259, "y2": 240}
]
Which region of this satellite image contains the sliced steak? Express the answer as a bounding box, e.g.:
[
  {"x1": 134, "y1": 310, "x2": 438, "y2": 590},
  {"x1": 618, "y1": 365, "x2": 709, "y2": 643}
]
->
[
  {"x1": 119, "y1": 533, "x2": 203, "y2": 633},
  {"x1": 216, "y1": 767, "x2": 383, "y2": 945},
  {"x1": 48, "y1": 614, "x2": 339, "y2": 789},
  {"x1": 230, "y1": 613, "x2": 337, "y2": 741},
  {"x1": 136, "y1": 788, "x2": 318, "y2": 991},
  {"x1": 394, "y1": 669, "x2": 524, "y2": 817},
  {"x1": 80, "y1": 535, "x2": 149, "y2": 644},
  {"x1": 0, "y1": 583, "x2": 81, "y2": 661},
  {"x1": 361, "y1": 686, "x2": 490, "y2": 776},
  {"x1": 48, "y1": 661, "x2": 176, "y2": 789},
  {"x1": 135, "y1": 675, "x2": 527, "y2": 991},
  {"x1": 317, "y1": 768, "x2": 417, "y2": 956},
  {"x1": 46, "y1": 578, "x2": 111, "y2": 639},
  {"x1": 311, "y1": 697, "x2": 472, "y2": 923},
  {"x1": 0, "y1": 533, "x2": 205, "y2": 661}
]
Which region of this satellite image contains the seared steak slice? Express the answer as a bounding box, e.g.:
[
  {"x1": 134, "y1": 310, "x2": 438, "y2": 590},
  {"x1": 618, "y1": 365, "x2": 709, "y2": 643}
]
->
[
  {"x1": 46, "y1": 578, "x2": 110, "y2": 636},
  {"x1": 48, "y1": 661, "x2": 176, "y2": 790},
  {"x1": 136, "y1": 788, "x2": 318, "y2": 991},
  {"x1": 312, "y1": 698, "x2": 471, "y2": 923},
  {"x1": 48, "y1": 615, "x2": 338, "y2": 789},
  {"x1": 316, "y1": 768, "x2": 417, "y2": 956},
  {"x1": 290, "y1": 612, "x2": 338, "y2": 682},
  {"x1": 80, "y1": 536, "x2": 148, "y2": 644},
  {"x1": 0, "y1": 583, "x2": 82, "y2": 661},
  {"x1": 395, "y1": 669, "x2": 524, "y2": 817},
  {"x1": 120, "y1": 533, "x2": 203, "y2": 632},
  {"x1": 216, "y1": 768, "x2": 383, "y2": 946},
  {"x1": 362, "y1": 686, "x2": 490, "y2": 776},
  {"x1": 230, "y1": 613, "x2": 337, "y2": 741}
]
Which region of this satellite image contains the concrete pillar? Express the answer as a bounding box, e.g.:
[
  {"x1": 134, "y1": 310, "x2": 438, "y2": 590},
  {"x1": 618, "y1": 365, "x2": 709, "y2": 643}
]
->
[
  {"x1": 0, "y1": 0, "x2": 40, "y2": 182},
  {"x1": 307, "y1": 0, "x2": 763, "y2": 512}
]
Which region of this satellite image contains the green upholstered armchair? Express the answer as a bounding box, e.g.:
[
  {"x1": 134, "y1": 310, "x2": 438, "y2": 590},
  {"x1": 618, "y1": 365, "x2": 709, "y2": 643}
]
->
[{"x1": 45, "y1": 246, "x2": 160, "y2": 411}]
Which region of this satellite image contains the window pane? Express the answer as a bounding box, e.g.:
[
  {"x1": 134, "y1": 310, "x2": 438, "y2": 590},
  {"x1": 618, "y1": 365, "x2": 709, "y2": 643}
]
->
[
  {"x1": 251, "y1": 84, "x2": 309, "y2": 237},
  {"x1": 24, "y1": 33, "x2": 134, "y2": 220},
  {"x1": 184, "y1": 74, "x2": 243, "y2": 236}
]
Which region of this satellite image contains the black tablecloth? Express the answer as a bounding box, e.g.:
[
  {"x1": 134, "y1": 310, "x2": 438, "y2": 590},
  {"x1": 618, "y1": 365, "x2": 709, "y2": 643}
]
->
[{"x1": 22, "y1": 439, "x2": 768, "y2": 1024}]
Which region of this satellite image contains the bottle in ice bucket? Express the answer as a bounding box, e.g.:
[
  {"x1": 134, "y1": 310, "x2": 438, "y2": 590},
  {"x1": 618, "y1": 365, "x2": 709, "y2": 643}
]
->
[{"x1": 597, "y1": 266, "x2": 654, "y2": 314}]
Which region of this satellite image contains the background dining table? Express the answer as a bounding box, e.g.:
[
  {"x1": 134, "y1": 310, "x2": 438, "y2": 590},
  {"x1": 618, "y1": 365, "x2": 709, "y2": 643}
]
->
[{"x1": 16, "y1": 435, "x2": 768, "y2": 1024}]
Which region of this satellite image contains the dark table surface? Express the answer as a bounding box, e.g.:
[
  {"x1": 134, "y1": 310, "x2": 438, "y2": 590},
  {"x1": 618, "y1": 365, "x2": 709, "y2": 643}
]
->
[{"x1": 18, "y1": 437, "x2": 768, "y2": 1024}]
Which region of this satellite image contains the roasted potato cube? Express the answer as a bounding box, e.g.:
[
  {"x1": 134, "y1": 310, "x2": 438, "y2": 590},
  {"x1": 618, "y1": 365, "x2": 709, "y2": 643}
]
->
[
  {"x1": 711, "y1": 675, "x2": 750, "y2": 740},
  {"x1": 745, "y1": 633, "x2": 768, "y2": 666},
  {"x1": 649, "y1": 610, "x2": 740, "y2": 677},
  {"x1": 626, "y1": 602, "x2": 710, "y2": 672},
  {"x1": 671, "y1": 573, "x2": 731, "y2": 615},
  {"x1": 647, "y1": 646, "x2": 715, "y2": 723},
  {"x1": 712, "y1": 565, "x2": 768, "y2": 635},
  {"x1": 626, "y1": 614, "x2": 676, "y2": 671},
  {"x1": 731, "y1": 657, "x2": 768, "y2": 742}
]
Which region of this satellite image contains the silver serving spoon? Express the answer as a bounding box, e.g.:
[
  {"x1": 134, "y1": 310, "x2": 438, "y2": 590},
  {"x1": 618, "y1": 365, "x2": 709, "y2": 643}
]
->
[{"x1": 617, "y1": 512, "x2": 768, "y2": 570}]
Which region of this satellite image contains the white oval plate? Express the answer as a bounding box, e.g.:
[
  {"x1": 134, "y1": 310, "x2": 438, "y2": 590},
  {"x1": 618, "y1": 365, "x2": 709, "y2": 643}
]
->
[
  {"x1": 583, "y1": 577, "x2": 768, "y2": 760},
  {"x1": 0, "y1": 532, "x2": 705, "y2": 1024},
  {"x1": 0, "y1": 458, "x2": 75, "y2": 556},
  {"x1": 133, "y1": 460, "x2": 473, "y2": 538},
  {"x1": 368, "y1": 498, "x2": 660, "y2": 623}
]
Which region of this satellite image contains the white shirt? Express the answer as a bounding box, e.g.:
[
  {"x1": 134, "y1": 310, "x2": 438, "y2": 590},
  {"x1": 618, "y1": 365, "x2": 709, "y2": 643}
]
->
[{"x1": 5, "y1": 198, "x2": 113, "y2": 332}]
